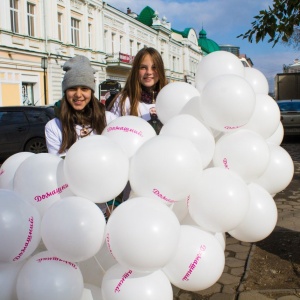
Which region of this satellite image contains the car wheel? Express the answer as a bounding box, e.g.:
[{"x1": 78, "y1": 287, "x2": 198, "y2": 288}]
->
[{"x1": 24, "y1": 137, "x2": 47, "y2": 154}]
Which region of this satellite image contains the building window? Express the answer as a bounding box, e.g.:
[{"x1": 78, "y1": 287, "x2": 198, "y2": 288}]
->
[
  {"x1": 130, "y1": 40, "x2": 133, "y2": 56},
  {"x1": 111, "y1": 33, "x2": 115, "y2": 54},
  {"x1": 10, "y1": 0, "x2": 19, "y2": 33},
  {"x1": 104, "y1": 30, "x2": 107, "y2": 52},
  {"x1": 119, "y1": 36, "x2": 123, "y2": 52},
  {"x1": 173, "y1": 56, "x2": 176, "y2": 71},
  {"x1": 22, "y1": 84, "x2": 35, "y2": 106},
  {"x1": 88, "y1": 23, "x2": 92, "y2": 48},
  {"x1": 71, "y1": 17, "x2": 80, "y2": 46},
  {"x1": 58, "y1": 13, "x2": 63, "y2": 41},
  {"x1": 27, "y1": 2, "x2": 35, "y2": 37}
]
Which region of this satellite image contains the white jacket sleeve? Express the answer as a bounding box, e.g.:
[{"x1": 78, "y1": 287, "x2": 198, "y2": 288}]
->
[
  {"x1": 109, "y1": 95, "x2": 131, "y2": 117},
  {"x1": 105, "y1": 111, "x2": 117, "y2": 124},
  {"x1": 45, "y1": 118, "x2": 63, "y2": 156}
]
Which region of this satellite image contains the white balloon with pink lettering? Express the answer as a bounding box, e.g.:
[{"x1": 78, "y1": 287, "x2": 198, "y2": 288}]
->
[
  {"x1": 16, "y1": 250, "x2": 84, "y2": 300},
  {"x1": 129, "y1": 135, "x2": 203, "y2": 203},
  {"x1": 0, "y1": 189, "x2": 41, "y2": 263},
  {"x1": 101, "y1": 263, "x2": 173, "y2": 300},
  {"x1": 13, "y1": 153, "x2": 71, "y2": 217},
  {"x1": 163, "y1": 225, "x2": 225, "y2": 291},
  {"x1": 102, "y1": 115, "x2": 157, "y2": 158}
]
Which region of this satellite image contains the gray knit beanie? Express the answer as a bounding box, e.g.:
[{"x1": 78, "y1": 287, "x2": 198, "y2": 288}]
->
[{"x1": 62, "y1": 55, "x2": 96, "y2": 92}]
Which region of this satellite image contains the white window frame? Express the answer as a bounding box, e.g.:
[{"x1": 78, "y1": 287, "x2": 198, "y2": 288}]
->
[
  {"x1": 10, "y1": 0, "x2": 19, "y2": 33},
  {"x1": 58, "y1": 12, "x2": 63, "y2": 41},
  {"x1": 88, "y1": 23, "x2": 92, "y2": 48},
  {"x1": 71, "y1": 17, "x2": 80, "y2": 46},
  {"x1": 27, "y1": 2, "x2": 35, "y2": 37}
]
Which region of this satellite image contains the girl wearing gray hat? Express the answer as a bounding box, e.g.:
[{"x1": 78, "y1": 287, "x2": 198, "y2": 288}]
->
[{"x1": 45, "y1": 55, "x2": 116, "y2": 156}]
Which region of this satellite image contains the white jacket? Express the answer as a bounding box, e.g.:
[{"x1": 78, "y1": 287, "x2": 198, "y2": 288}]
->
[
  {"x1": 45, "y1": 111, "x2": 117, "y2": 156},
  {"x1": 109, "y1": 95, "x2": 155, "y2": 121}
]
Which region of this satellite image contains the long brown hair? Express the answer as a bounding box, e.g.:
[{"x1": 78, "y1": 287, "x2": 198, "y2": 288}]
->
[
  {"x1": 58, "y1": 92, "x2": 107, "y2": 153},
  {"x1": 108, "y1": 47, "x2": 167, "y2": 115}
]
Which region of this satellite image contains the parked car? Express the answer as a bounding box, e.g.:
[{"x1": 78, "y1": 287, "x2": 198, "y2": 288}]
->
[
  {"x1": 277, "y1": 99, "x2": 300, "y2": 136},
  {"x1": 0, "y1": 106, "x2": 55, "y2": 161}
]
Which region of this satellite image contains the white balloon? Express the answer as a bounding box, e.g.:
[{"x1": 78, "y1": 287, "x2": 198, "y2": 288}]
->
[
  {"x1": 101, "y1": 264, "x2": 173, "y2": 300},
  {"x1": 180, "y1": 96, "x2": 203, "y2": 121},
  {"x1": 102, "y1": 116, "x2": 156, "y2": 158},
  {"x1": 0, "y1": 260, "x2": 26, "y2": 300},
  {"x1": 195, "y1": 50, "x2": 245, "y2": 92},
  {"x1": 41, "y1": 196, "x2": 106, "y2": 262},
  {"x1": 156, "y1": 82, "x2": 200, "y2": 124},
  {"x1": 160, "y1": 114, "x2": 215, "y2": 168},
  {"x1": 266, "y1": 121, "x2": 284, "y2": 146},
  {"x1": 229, "y1": 183, "x2": 278, "y2": 242},
  {"x1": 13, "y1": 153, "x2": 70, "y2": 216},
  {"x1": 213, "y1": 129, "x2": 270, "y2": 182},
  {"x1": 170, "y1": 197, "x2": 189, "y2": 222},
  {"x1": 243, "y1": 94, "x2": 281, "y2": 139},
  {"x1": 129, "y1": 135, "x2": 203, "y2": 203},
  {"x1": 214, "y1": 232, "x2": 226, "y2": 251},
  {"x1": 16, "y1": 250, "x2": 84, "y2": 300},
  {"x1": 163, "y1": 225, "x2": 225, "y2": 291},
  {"x1": 84, "y1": 284, "x2": 103, "y2": 300},
  {"x1": 0, "y1": 152, "x2": 34, "y2": 190},
  {"x1": 0, "y1": 189, "x2": 41, "y2": 263},
  {"x1": 200, "y1": 74, "x2": 256, "y2": 132},
  {"x1": 244, "y1": 67, "x2": 269, "y2": 94},
  {"x1": 188, "y1": 167, "x2": 250, "y2": 232},
  {"x1": 64, "y1": 135, "x2": 129, "y2": 203},
  {"x1": 253, "y1": 145, "x2": 294, "y2": 195},
  {"x1": 105, "y1": 197, "x2": 180, "y2": 272}
]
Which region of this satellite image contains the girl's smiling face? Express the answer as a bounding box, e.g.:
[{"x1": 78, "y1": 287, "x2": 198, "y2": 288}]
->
[
  {"x1": 139, "y1": 54, "x2": 159, "y2": 90},
  {"x1": 66, "y1": 86, "x2": 92, "y2": 111}
]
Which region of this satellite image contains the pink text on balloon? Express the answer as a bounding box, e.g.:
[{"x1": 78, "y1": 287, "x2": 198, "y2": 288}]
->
[
  {"x1": 105, "y1": 233, "x2": 115, "y2": 259},
  {"x1": 186, "y1": 195, "x2": 190, "y2": 207},
  {"x1": 0, "y1": 169, "x2": 4, "y2": 176},
  {"x1": 114, "y1": 269, "x2": 133, "y2": 293},
  {"x1": 153, "y1": 188, "x2": 176, "y2": 204},
  {"x1": 34, "y1": 183, "x2": 69, "y2": 202},
  {"x1": 182, "y1": 244, "x2": 206, "y2": 281},
  {"x1": 36, "y1": 256, "x2": 78, "y2": 269},
  {"x1": 107, "y1": 126, "x2": 143, "y2": 137},
  {"x1": 13, "y1": 216, "x2": 34, "y2": 261},
  {"x1": 223, "y1": 158, "x2": 229, "y2": 169},
  {"x1": 224, "y1": 124, "x2": 245, "y2": 130}
]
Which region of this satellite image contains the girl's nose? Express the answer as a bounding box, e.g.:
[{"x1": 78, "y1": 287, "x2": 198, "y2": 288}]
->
[{"x1": 75, "y1": 88, "x2": 83, "y2": 97}]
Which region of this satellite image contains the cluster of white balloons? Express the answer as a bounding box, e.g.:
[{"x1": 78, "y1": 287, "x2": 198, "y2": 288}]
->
[{"x1": 0, "y1": 51, "x2": 294, "y2": 300}]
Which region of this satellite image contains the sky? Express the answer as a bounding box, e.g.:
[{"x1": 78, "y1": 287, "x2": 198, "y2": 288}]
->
[{"x1": 106, "y1": 0, "x2": 299, "y2": 93}]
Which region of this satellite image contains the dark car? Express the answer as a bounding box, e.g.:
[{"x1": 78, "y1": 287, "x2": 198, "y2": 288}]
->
[
  {"x1": 277, "y1": 99, "x2": 300, "y2": 136},
  {"x1": 0, "y1": 106, "x2": 55, "y2": 161}
]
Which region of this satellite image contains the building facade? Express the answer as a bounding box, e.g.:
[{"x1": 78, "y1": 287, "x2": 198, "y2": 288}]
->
[{"x1": 0, "y1": 0, "x2": 223, "y2": 107}]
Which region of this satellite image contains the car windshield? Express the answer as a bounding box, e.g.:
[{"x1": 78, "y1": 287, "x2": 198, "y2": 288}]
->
[{"x1": 278, "y1": 101, "x2": 300, "y2": 112}]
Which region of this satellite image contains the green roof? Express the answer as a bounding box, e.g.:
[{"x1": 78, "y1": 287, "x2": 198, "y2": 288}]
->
[
  {"x1": 198, "y1": 28, "x2": 220, "y2": 54},
  {"x1": 137, "y1": 6, "x2": 155, "y2": 26},
  {"x1": 172, "y1": 28, "x2": 192, "y2": 38}
]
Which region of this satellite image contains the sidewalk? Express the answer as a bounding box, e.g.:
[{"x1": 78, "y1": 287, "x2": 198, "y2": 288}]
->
[{"x1": 173, "y1": 141, "x2": 300, "y2": 300}]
